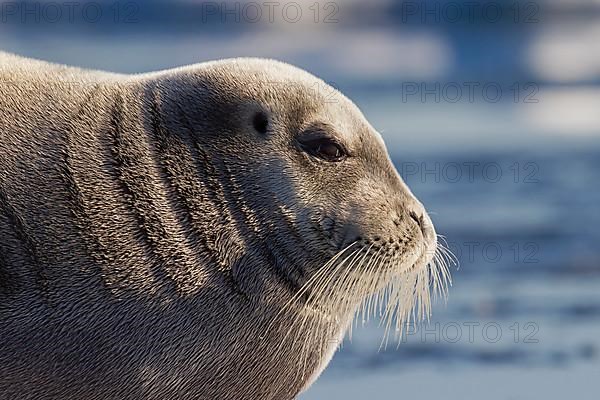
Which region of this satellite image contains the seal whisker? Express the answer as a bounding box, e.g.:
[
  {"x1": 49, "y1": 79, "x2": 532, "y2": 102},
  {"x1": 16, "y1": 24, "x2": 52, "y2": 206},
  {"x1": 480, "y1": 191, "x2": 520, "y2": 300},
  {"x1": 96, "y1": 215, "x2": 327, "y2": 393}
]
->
[
  {"x1": 333, "y1": 245, "x2": 372, "y2": 341},
  {"x1": 349, "y1": 244, "x2": 382, "y2": 327},
  {"x1": 264, "y1": 242, "x2": 357, "y2": 335},
  {"x1": 304, "y1": 247, "x2": 363, "y2": 308},
  {"x1": 352, "y1": 245, "x2": 389, "y2": 338},
  {"x1": 431, "y1": 251, "x2": 446, "y2": 300},
  {"x1": 435, "y1": 245, "x2": 455, "y2": 288},
  {"x1": 362, "y1": 247, "x2": 387, "y2": 322},
  {"x1": 371, "y1": 248, "x2": 391, "y2": 320},
  {"x1": 287, "y1": 246, "x2": 364, "y2": 381},
  {"x1": 436, "y1": 235, "x2": 459, "y2": 267},
  {"x1": 356, "y1": 244, "x2": 379, "y2": 325},
  {"x1": 296, "y1": 244, "x2": 376, "y2": 377},
  {"x1": 272, "y1": 245, "x2": 361, "y2": 363}
]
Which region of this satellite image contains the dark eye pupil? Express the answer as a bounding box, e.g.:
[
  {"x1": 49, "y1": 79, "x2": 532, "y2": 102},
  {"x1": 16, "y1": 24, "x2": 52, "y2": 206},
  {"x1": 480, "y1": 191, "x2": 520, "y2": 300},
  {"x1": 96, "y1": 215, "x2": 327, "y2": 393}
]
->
[
  {"x1": 298, "y1": 137, "x2": 346, "y2": 162},
  {"x1": 317, "y1": 143, "x2": 341, "y2": 159}
]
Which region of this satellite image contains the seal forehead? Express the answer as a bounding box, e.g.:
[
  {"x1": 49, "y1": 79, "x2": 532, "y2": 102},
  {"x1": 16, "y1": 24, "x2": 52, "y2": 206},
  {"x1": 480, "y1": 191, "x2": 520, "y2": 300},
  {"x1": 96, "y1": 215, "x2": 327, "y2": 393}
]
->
[
  {"x1": 187, "y1": 57, "x2": 325, "y2": 93},
  {"x1": 176, "y1": 57, "x2": 387, "y2": 161}
]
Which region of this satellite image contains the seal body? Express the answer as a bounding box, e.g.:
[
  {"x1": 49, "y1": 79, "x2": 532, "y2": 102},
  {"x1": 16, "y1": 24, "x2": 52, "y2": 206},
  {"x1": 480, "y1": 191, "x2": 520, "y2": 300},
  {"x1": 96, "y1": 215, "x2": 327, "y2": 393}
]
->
[{"x1": 0, "y1": 52, "x2": 442, "y2": 399}]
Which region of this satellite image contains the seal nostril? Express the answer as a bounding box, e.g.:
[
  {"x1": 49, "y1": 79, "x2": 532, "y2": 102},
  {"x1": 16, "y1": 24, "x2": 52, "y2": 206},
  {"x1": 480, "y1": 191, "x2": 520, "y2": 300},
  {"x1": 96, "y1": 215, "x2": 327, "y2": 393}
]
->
[
  {"x1": 409, "y1": 211, "x2": 420, "y2": 225},
  {"x1": 409, "y1": 210, "x2": 425, "y2": 234}
]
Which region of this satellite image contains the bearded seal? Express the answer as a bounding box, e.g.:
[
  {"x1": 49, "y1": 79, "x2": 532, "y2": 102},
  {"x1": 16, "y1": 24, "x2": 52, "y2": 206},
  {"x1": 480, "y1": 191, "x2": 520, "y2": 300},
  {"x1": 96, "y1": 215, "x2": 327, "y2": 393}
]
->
[{"x1": 0, "y1": 51, "x2": 452, "y2": 399}]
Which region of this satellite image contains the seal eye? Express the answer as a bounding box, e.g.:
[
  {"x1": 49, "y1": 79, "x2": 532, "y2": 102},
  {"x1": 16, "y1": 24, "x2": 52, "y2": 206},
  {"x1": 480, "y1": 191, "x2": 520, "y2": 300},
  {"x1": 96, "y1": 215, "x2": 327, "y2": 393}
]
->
[
  {"x1": 297, "y1": 137, "x2": 347, "y2": 162},
  {"x1": 252, "y1": 112, "x2": 269, "y2": 134}
]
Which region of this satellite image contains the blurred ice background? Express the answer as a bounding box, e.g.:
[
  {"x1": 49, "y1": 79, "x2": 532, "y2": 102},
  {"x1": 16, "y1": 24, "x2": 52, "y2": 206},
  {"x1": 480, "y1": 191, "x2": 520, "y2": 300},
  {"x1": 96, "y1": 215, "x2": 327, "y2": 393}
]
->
[{"x1": 1, "y1": 0, "x2": 599, "y2": 398}]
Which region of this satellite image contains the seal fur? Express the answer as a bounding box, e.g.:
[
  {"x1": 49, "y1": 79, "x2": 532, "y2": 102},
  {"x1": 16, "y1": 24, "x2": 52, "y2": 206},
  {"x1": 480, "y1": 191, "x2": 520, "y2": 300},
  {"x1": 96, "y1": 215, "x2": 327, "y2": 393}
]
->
[{"x1": 0, "y1": 52, "x2": 452, "y2": 399}]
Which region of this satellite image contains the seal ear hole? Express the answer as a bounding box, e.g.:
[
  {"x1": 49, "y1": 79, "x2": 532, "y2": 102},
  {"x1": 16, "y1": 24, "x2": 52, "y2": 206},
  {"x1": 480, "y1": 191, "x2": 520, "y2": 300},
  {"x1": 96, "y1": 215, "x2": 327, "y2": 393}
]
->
[{"x1": 252, "y1": 112, "x2": 269, "y2": 134}]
